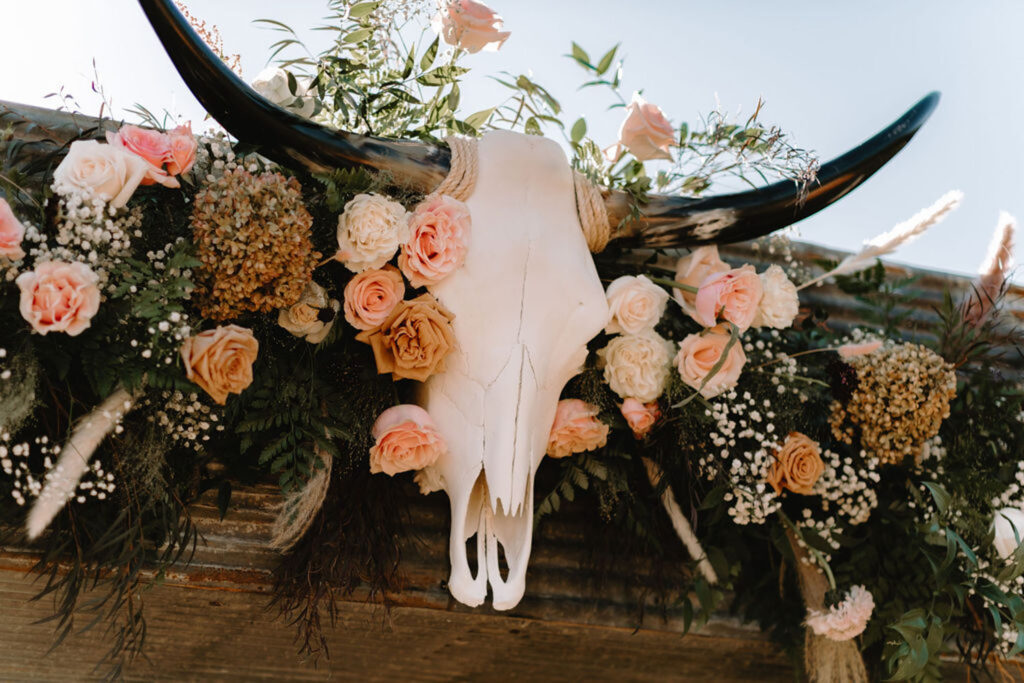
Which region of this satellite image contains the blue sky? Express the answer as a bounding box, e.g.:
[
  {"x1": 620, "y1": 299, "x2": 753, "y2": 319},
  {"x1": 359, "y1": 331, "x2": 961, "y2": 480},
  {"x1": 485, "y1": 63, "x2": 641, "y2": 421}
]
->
[{"x1": 4, "y1": 1, "x2": 1021, "y2": 279}]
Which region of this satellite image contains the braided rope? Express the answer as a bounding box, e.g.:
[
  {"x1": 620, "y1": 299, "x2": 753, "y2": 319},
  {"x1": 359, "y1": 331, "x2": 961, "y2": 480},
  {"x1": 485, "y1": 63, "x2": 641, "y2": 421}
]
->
[
  {"x1": 573, "y1": 171, "x2": 613, "y2": 253},
  {"x1": 433, "y1": 135, "x2": 479, "y2": 202}
]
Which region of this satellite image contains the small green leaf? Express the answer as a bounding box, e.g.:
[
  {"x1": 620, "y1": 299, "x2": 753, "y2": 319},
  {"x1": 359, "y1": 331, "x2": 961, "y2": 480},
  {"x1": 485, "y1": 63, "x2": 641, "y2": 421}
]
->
[
  {"x1": 349, "y1": 1, "x2": 380, "y2": 18},
  {"x1": 343, "y1": 27, "x2": 373, "y2": 43},
  {"x1": 464, "y1": 107, "x2": 494, "y2": 130},
  {"x1": 595, "y1": 44, "x2": 618, "y2": 75},
  {"x1": 570, "y1": 42, "x2": 592, "y2": 68},
  {"x1": 922, "y1": 482, "x2": 950, "y2": 515},
  {"x1": 570, "y1": 117, "x2": 587, "y2": 144},
  {"x1": 420, "y1": 37, "x2": 439, "y2": 72}
]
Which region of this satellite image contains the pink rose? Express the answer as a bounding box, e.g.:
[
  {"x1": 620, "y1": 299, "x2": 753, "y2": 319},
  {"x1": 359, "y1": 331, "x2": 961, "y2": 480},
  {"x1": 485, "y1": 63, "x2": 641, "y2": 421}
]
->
[
  {"x1": 694, "y1": 265, "x2": 763, "y2": 331},
  {"x1": 838, "y1": 340, "x2": 883, "y2": 359},
  {"x1": 166, "y1": 123, "x2": 198, "y2": 176},
  {"x1": 369, "y1": 404, "x2": 447, "y2": 476},
  {"x1": 106, "y1": 125, "x2": 179, "y2": 189},
  {"x1": 16, "y1": 261, "x2": 101, "y2": 336},
  {"x1": 434, "y1": 0, "x2": 510, "y2": 54},
  {"x1": 547, "y1": 399, "x2": 609, "y2": 459},
  {"x1": 674, "y1": 246, "x2": 729, "y2": 323},
  {"x1": 675, "y1": 326, "x2": 747, "y2": 399},
  {"x1": 620, "y1": 398, "x2": 660, "y2": 439},
  {"x1": 343, "y1": 265, "x2": 406, "y2": 330},
  {"x1": 399, "y1": 194, "x2": 472, "y2": 288},
  {"x1": 0, "y1": 198, "x2": 26, "y2": 261},
  {"x1": 608, "y1": 93, "x2": 675, "y2": 162}
]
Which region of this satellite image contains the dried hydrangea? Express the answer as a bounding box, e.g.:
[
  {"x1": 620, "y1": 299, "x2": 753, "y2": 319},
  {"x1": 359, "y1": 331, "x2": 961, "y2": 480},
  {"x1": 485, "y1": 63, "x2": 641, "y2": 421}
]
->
[
  {"x1": 191, "y1": 168, "x2": 320, "y2": 320},
  {"x1": 830, "y1": 342, "x2": 956, "y2": 465}
]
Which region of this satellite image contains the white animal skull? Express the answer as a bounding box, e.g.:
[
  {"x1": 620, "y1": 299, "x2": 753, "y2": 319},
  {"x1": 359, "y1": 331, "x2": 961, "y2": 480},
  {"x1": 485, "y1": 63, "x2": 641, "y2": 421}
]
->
[{"x1": 419, "y1": 129, "x2": 609, "y2": 610}]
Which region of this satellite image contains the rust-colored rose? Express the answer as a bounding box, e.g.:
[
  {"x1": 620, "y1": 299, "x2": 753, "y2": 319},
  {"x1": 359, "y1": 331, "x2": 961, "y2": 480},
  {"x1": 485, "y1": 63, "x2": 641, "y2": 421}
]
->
[
  {"x1": 766, "y1": 431, "x2": 825, "y2": 495},
  {"x1": 356, "y1": 293, "x2": 455, "y2": 382},
  {"x1": 180, "y1": 325, "x2": 259, "y2": 405}
]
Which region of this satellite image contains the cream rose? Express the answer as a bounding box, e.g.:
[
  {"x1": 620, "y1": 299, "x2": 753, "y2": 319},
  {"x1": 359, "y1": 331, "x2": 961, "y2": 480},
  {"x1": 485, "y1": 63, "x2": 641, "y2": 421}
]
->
[
  {"x1": 609, "y1": 92, "x2": 675, "y2": 162},
  {"x1": 433, "y1": 0, "x2": 510, "y2": 54},
  {"x1": 336, "y1": 193, "x2": 409, "y2": 273},
  {"x1": 0, "y1": 198, "x2": 26, "y2": 261},
  {"x1": 277, "y1": 281, "x2": 340, "y2": 344},
  {"x1": 52, "y1": 140, "x2": 152, "y2": 209},
  {"x1": 597, "y1": 329, "x2": 672, "y2": 403},
  {"x1": 673, "y1": 246, "x2": 729, "y2": 323},
  {"x1": 605, "y1": 275, "x2": 669, "y2": 335},
  {"x1": 356, "y1": 293, "x2": 456, "y2": 382},
  {"x1": 16, "y1": 261, "x2": 101, "y2": 336},
  {"x1": 675, "y1": 326, "x2": 747, "y2": 399},
  {"x1": 251, "y1": 66, "x2": 317, "y2": 118},
  {"x1": 369, "y1": 404, "x2": 447, "y2": 476},
  {"x1": 620, "y1": 398, "x2": 660, "y2": 439},
  {"x1": 752, "y1": 265, "x2": 799, "y2": 329},
  {"x1": 399, "y1": 194, "x2": 472, "y2": 288},
  {"x1": 546, "y1": 399, "x2": 609, "y2": 459},
  {"x1": 343, "y1": 265, "x2": 406, "y2": 331},
  {"x1": 180, "y1": 325, "x2": 259, "y2": 405},
  {"x1": 765, "y1": 432, "x2": 825, "y2": 495},
  {"x1": 694, "y1": 264, "x2": 763, "y2": 331}
]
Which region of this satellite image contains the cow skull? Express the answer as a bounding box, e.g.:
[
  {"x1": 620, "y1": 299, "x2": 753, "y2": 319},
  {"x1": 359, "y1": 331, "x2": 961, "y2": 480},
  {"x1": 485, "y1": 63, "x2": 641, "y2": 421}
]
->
[
  {"x1": 419, "y1": 130, "x2": 608, "y2": 609},
  {"x1": 139, "y1": 0, "x2": 940, "y2": 611}
]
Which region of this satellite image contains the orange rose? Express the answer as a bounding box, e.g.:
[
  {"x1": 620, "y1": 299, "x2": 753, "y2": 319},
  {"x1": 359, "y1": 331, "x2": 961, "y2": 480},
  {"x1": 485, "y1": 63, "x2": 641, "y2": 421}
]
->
[
  {"x1": 180, "y1": 325, "x2": 259, "y2": 404},
  {"x1": 766, "y1": 432, "x2": 825, "y2": 495},
  {"x1": 343, "y1": 265, "x2": 406, "y2": 331},
  {"x1": 547, "y1": 399, "x2": 609, "y2": 458},
  {"x1": 369, "y1": 404, "x2": 447, "y2": 476},
  {"x1": 356, "y1": 293, "x2": 455, "y2": 382}
]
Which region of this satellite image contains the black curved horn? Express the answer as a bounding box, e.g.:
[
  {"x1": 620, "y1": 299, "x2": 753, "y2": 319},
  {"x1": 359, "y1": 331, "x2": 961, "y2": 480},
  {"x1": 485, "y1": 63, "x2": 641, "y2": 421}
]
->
[
  {"x1": 138, "y1": 0, "x2": 450, "y2": 192},
  {"x1": 607, "y1": 92, "x2": 941, "y2": 248}
]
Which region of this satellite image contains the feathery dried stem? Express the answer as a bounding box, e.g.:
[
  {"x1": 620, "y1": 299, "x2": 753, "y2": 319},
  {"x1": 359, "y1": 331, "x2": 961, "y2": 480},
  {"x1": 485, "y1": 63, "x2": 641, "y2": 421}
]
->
[{"x1": 967, "y1": 211, "x2": 1016, "y2": 326}]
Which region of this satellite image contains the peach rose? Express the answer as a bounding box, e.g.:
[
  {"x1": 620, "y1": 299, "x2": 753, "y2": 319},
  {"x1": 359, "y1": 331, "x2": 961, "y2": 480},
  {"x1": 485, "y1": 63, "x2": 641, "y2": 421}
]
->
[
  {"x1": 547, "y1": 399, "x2": 609, "y2": 459},
  {"x1": 16, "y1": 261, "x2": 101, "y2": 336},
  {"x1": 694, "y1": 265, "x2": 763, "y2": 331},
  {"x1": 838, "y1": 339, "x2": 883, "y2": 359},
  {"x1": 356, "y1": 293, "x2": 456, "y2": 382},
  {"x1": 608, "y1": 93, "x2": 675, "y2": 162},
  {"x1": 344, "y1": 265, "x2": 406, "y2": 331},
  {"x1": 166, "y1": 123, "x2": 198, "y2": 176},
  {"x1": 675, "y1": 325, "x2": 747, "y2": 399},
  {"x1": 106, "y1": 125, "x2": 179, "y2": 188},
  {"x1": 434, "y1": 0, "x2": 510, "y2": 54},
  {"x1": 369, "y1": 404, "x2": 447, "y2": 476},
  {"x1": 620, "y1": 398, "x2": 660, "y2": 439},
  {"x1": 180, "y1": 325, "x2": 259, "y2": 405},
  {"x1": 399, "y1": 194, "x2": 472, "y2": 288},
  {"x1": 52, "y1": 140, "x2": 152, "y2": 209},
  {"x1": 673, "y1": 246, "x2": 729, "y2": 322},
  {"x1": 766, "y1": 432, "x2": 825, "y2": 495},
  {"x1": 605, "y1": 274, "x2": 669, "y2": 335},
  {"x1": 0, "y1": 198, "x2": 26, "y2": 261},
  {"x1": 278, "y1": 280, "x2": 340, "y2": 344}
]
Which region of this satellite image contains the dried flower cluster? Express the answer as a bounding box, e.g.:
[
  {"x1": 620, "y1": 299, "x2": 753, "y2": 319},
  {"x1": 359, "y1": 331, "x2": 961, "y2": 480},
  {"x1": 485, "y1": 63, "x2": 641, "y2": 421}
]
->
[
  {"x1": 191, "y1": 168, "x2": 320, "y2": 320},
  {"x1": 829, "y1": 342, "x2": 956, "y2": 465}
]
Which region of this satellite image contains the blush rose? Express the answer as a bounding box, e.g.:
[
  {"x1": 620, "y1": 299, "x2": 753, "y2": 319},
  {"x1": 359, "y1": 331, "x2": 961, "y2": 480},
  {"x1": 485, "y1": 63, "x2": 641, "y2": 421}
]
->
[
  {"x1": 343, "y1": 265, "x2": 406, "y2": 331},
  {"x1": 675, "y1": 325, "x2": 747, "y2": 399},
  {"x1": 399, "y1": 194, "x2": 472, "y2": 288},
  {"x1": 0, "y1": 198, "x2": 27, "y2": 261},
  {"x1": 694, "y1": 264, "x2": 763, "y2": 331},
  {"x1": 434, "y1": 0, "x2": 511, "y2": 53},
  {"x1": 673, "y1": 246, "x2": 729, "y2": 323},
  {"x1": 369, "y1": 404, "x2": 447, "y2": 476},
  {"x1": 609, "y1": 93, "x2": 675, "y2": 162},
  {"x1": 106, "y1": 125, "x2": 179, "y2": 188},
  {"x1": 166, "y1": 123, "x2": 198, "y2": 176},
  {"x1": 180, "y1": 325, "x2": 259, "y2": 405},
  {"x1": 546, "y1": 399, "x2": 609, "y2": 459},
  {"x1": 620, "y1": 398, "x2": 661, "y2": 439},
  {"x1": 16, "y1": 261, "x2": 101, "y2": 336}
]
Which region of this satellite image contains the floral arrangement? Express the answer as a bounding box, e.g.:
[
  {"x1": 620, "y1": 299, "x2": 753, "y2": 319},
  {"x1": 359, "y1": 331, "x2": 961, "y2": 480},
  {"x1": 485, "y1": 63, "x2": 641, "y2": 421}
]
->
[{"x1": 1, "y1": 1, "x2": 1023, "y2": 681}]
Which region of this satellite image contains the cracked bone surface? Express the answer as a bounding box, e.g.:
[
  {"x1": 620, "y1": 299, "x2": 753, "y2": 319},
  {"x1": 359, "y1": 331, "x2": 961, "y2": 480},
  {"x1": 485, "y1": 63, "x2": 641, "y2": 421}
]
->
[{"x1": 419, "y1": 129, "x2": 608, "y2": 610}]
